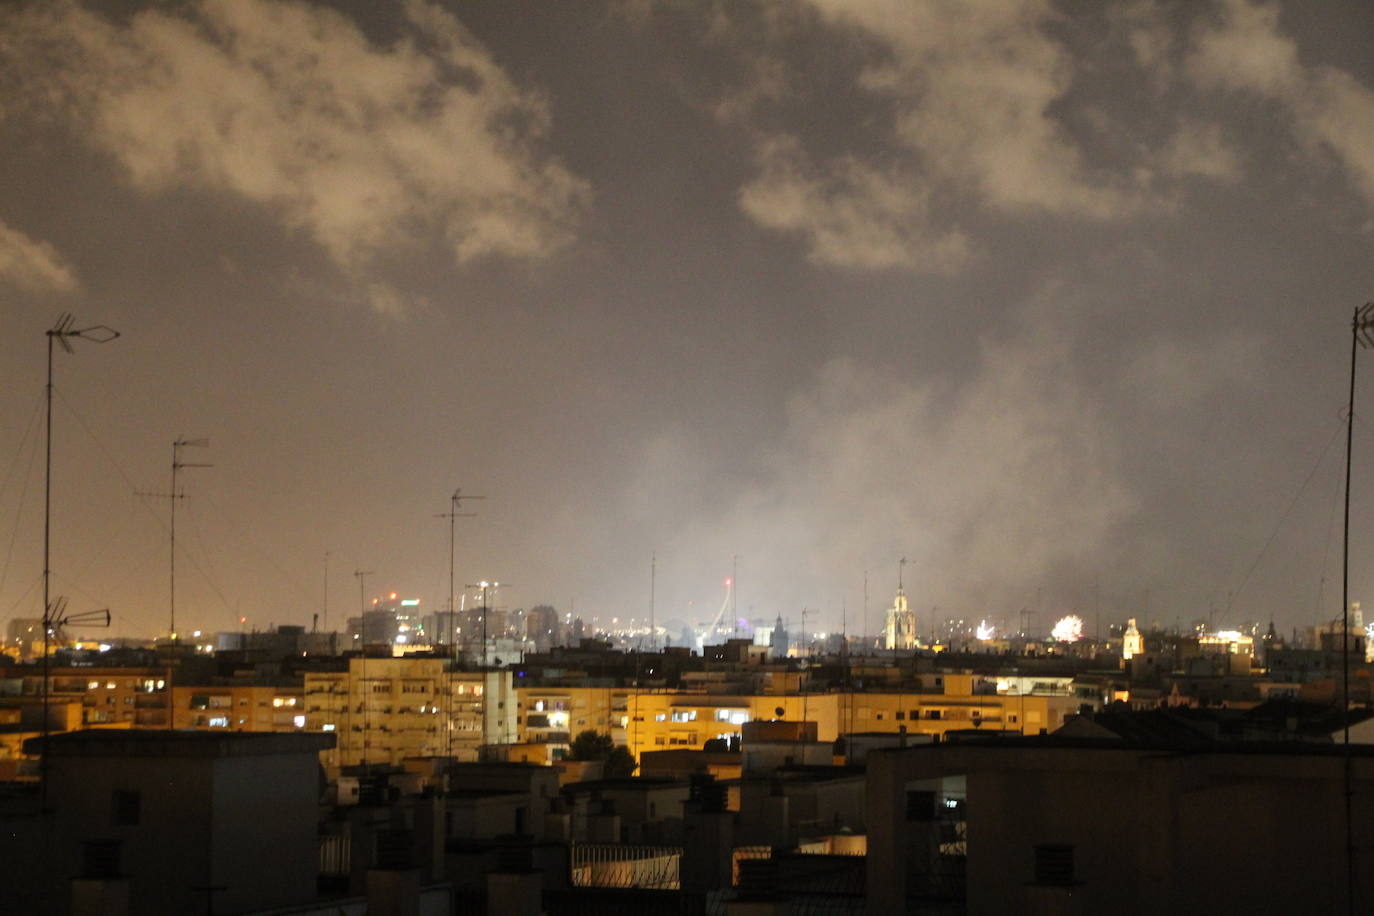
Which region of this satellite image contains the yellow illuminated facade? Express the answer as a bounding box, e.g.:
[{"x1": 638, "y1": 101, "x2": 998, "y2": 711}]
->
[
  {"x1": 514, "y1": 684, "x2": 631, "y2": 757},
  {"x1": 304, "y1": 657, "x2": 515, "y2": 770},
  {"x1": 16, "y1": 667, "x2": 172, "y2": 727},
  {"x1": 622, "y1": 673, "x2": 1080, "y2": 760},
  {"x1": 171, "y1": 685, "x2": 305, "y2": 731}
]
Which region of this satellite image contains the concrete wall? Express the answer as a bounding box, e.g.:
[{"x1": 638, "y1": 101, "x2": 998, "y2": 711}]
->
[
  {"x1": 210, "y1": 752, "x2": 321, "y2": 912},
  {"x1": 52, "y1": 752, "x2": 215, "y2": 915},
  {"x1": 35, "y1": 734, "x2": 328, "y2": 915},
  {"x1": 866, "y1": 742, "x2": 1374, "y2": 916}
]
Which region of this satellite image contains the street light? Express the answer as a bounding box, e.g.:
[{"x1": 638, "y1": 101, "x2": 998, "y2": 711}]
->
[{"x1": 41, "y1": 313, "x2": 118, "y2": 808}]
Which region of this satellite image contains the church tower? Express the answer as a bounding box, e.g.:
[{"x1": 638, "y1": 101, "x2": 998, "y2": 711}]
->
[
  {"x1": 769, "y1": 613, "x2": 789, "y2": 659},
  {"x1": 884, "y1": 560, "x2": 917, "y2": 650},
  {"x1": 1122, "y1": 618, "x2": 1143, "y2": 660}
]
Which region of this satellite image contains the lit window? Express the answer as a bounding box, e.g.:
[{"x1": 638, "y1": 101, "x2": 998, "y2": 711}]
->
[
  {"x1": 322, "y1": 723, "x2": 336, "y2": 732},
  {"x1": 293, "y1": 715, "x2": 306, "y2": 728},
  {"x1": 655, "y1": 713, "x2": 667, "y2": 722},
  {"x1": 88, "y1": 680, "x2": 100, "y2": 690},
  {"x1": 208, "y1": 716, "x2": 229, "y2": 728},
  {"x1": 106, "y1": 682, "x2": 116, "y2": 690}
]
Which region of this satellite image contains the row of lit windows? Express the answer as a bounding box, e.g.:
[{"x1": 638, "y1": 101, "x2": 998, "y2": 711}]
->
[{"x1": 85, "y1": 679, "x2": 165, "y2": 691}]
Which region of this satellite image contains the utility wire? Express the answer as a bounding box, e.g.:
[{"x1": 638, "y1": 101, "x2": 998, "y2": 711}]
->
[
  {"x1": 180, "y1": 499, "x2": 234, "y2": 616},
  {"x1": 52, "y1": 388, "x2": 232, "y2": 620},
  {"x1": 1225, "y1": 414, "x2": 1345, "y2": 620},
  {"x1": 0, "y1": 393, "x2": 44, "y2": 606},
  {"x1": 200, "y1": 492, "x2": 316, "y2": 606}
]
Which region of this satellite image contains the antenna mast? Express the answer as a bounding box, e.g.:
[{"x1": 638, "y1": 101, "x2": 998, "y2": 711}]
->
[
  {"x1": 40, "y1": 312, "x2": 118, "y2": 809},
  {"x1": 354, "y1": 568, "x2": 372, "y2": 766},
  {"x1": 139, "y1": 438, "x2": 211, "y2": 644},
  {"x1": 436, "y1": 488, "x2": 483, "y2": 646}
]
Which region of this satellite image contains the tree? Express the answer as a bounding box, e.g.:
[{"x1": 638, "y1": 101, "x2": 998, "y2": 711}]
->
[
  {"x1": 567, "y1": 729, "x2": 637, "y2": 777},
  {"x1": 567, "y1": 729, "x2": 614, "y2": 761},
  {"x1": 605, "y1": 745, "x2": 637, "y2": 778}
]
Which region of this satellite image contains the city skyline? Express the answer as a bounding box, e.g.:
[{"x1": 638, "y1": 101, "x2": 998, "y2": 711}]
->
[{"x1": 4, "y1": 1, "x2": 1374, "y2": 639}]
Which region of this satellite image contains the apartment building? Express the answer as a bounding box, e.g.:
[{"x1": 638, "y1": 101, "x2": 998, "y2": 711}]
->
[
  {"x1": 623, "y1": 674, "x2": 1082, "y2": 760},
  {"x1": 170, "y1": 684, "x2": 305, "y2": 731},
  {"x1": 18, "y1": 667, "x2": 173, "y2": 728},
  {"x1": 303, "y1": 656, "x2": 515, "y2": 770},
  {"x1": 514, "y1": 684, "x2": 632, "y2": 757}
]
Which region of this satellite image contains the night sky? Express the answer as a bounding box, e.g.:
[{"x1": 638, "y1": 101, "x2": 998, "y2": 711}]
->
[{"x1": 2, "y1": 0, "x2": 1373, "y2": 642}]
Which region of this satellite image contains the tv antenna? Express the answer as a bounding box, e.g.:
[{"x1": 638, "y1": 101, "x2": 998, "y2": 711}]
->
[
  {"x1": 39, "y1": 597, "x2": 110, "y2": 807},
  {"x1": 435, "y1": 488, "x2": 483, "y2": 645},
  {"x1": 40, "y1": 312, "x2": 118, "y2": 810},
  {"x1": 136, "y1": 438, "x2": 212, "y2": 644}
]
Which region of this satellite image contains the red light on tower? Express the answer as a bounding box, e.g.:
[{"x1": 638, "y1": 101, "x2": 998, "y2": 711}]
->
[
  {"x1": 390, "y1": 592, "x2": 397, "y2": 600},
  {"x1": 239, "y1": 617, "x2": 246, "y2": 625},
  {"x1": 725, "y1": 577, "x2": 732, "y2": 587}
]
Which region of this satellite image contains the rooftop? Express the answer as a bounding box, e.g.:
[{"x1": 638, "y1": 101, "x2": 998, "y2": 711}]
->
[{"x1": 23, "y1": 729, "x2": 335, "y2": 758}]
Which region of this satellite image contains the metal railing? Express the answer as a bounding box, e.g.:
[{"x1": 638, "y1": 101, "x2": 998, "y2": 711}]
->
[{"x1": 570, "y1": 843, "x2": 681, "y2": 889}]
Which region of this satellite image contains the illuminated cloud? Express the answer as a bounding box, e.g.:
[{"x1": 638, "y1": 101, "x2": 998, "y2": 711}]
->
[
  {"x1": 1158, "y1": 121, "x2": 1244, "y2": 183},
  {"x1": 0, "y1": 218, "x2": 78, "y2": 293},
  {"x1": 804, "y1": 0, "x2": 1143, "y2": 219},
  {"x1": 1188, "y1": 0, "x2": 1374, "y2": 205},
  {"x1": 705, "y1": 0, "x2": 1168, "y2": 274},
  {"x1": 738, "y1": 134, "x2": 970, "y2": 272},
  {"x1": 2, "y1": 0, "x2": 588, "y2": 312},
  {"x1": 624, "y1": 296, "x2": 1138, "y2": 615}
]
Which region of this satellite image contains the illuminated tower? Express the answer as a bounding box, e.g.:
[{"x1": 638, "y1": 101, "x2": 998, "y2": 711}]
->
[
  {"x1": 884, "y1": 588, "x2": 917, "y2": 650},
  {"x1": 1122, "y1": 617, "x2": 1143, "y2": 660},
  {"x1": 769, "y1": 613, "x2": 789, "y2": 659}
]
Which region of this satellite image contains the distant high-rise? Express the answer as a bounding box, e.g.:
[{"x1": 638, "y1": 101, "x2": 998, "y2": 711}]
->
[
  {"x1": 526, "y1": 604, "x2": 562, "y2": 652},
  {"x1": 346, "y1": 593, "x2": 421, "y2": 647},
  {"x1": 884, "y1": 588, "x2": 917, "y2": 650}
]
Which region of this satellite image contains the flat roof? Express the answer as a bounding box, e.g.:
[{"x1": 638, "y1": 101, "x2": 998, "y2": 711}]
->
[
  {"x1": 562, "y1": 777, "x2": 686, "y2": 793},
  {"x1": 23, "y1": 729, "x2": 335, "y2": 757},
  {"x1": 872, "y1": 734, "x2": 1374, "y2": 758}
]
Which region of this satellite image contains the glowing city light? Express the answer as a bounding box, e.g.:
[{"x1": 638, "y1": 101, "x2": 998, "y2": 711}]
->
[
  {"x1": 976, "y1": 621, "x2": 995, "y2": 641},
  {"x1": 1051, "y1": 615, "x2": 1084, "y2": 642}
]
